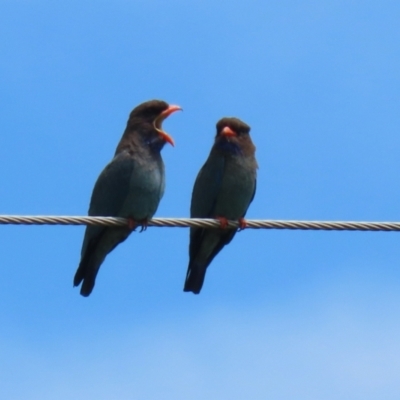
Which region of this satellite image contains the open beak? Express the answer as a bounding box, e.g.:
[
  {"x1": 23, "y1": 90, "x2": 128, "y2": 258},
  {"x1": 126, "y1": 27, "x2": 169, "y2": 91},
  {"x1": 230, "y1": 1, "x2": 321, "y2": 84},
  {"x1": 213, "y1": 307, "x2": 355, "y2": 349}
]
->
[
  {"x1": 221, "y1": 126, "x2": 237, "y2": 137},
  {"x1": 154, "y1": 105, "x2": 182, "y2": 146}
]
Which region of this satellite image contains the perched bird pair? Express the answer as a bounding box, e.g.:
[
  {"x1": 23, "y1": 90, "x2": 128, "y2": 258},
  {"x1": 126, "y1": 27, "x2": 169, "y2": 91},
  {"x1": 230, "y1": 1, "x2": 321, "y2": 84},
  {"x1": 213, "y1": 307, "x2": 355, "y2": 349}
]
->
[{"x1": 74, "y1": 100, "x2": 257, "y2": 297}]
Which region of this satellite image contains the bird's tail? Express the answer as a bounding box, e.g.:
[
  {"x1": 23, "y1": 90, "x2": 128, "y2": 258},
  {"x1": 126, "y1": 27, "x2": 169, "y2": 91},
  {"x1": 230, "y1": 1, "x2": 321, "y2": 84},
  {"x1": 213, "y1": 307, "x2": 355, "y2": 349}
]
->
[
  {"x1": 183, "y1": 261, "x2": 207, "y2": 294},
  {"x1": 73, "y1": 253, "x2": 100, "y2": 297}
]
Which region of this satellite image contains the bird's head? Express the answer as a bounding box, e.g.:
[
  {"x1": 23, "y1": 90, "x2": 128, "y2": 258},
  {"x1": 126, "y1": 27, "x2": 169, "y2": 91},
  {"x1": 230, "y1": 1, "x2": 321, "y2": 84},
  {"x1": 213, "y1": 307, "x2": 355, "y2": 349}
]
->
[
  {"x1": 214, "y1": 117, "x2": 253, "y2": 155},
  {"x1": 127, "y1": 100, "x2": 182, "y2": 148}
]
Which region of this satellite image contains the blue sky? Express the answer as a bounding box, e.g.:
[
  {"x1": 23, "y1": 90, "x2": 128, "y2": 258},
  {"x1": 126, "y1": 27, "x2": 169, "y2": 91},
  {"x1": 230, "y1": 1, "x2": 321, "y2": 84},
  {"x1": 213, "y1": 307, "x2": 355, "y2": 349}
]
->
[{"x1": 1, "y1": 1, "x2": 400, "y2": 398}]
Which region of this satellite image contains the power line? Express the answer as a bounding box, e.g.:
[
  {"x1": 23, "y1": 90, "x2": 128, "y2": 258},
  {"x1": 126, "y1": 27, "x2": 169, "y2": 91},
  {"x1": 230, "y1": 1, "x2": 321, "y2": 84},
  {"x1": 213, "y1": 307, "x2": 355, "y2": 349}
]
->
[{"x1": 0, "y1": 215, "x2": 399, "y2": 231}]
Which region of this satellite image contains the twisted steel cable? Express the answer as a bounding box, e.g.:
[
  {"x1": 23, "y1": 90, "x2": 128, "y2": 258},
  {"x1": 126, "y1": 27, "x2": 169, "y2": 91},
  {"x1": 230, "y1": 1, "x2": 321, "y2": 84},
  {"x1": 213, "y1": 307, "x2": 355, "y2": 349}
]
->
[{"x1": 0, "y1": 215, "x2": 399, "y2": 231}]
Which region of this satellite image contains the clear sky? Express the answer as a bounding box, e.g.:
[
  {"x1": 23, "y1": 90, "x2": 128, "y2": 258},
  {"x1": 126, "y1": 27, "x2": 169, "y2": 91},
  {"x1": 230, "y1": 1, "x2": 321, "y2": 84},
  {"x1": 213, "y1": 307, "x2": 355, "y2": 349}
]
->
[{"x1": 1, "y1": 1, "x2": 400, "y2": 399}]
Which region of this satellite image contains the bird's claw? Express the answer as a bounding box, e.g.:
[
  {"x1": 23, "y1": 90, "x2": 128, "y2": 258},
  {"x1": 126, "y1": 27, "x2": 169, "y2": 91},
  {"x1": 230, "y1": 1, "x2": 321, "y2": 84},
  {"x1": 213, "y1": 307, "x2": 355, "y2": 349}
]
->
[{"x1": 138, "y1": 219, "x2": 149, "y2": 232}]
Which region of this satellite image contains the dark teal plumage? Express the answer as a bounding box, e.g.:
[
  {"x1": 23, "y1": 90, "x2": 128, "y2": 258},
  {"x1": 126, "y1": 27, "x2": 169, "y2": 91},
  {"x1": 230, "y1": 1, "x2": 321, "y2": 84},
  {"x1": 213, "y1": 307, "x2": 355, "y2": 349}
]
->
[
  {"x1": 74, "y1": 100, "x2": 179, "y2": 296},
  {"x1": 184, "y1": 117, "x2": 258, "y2": 294}
]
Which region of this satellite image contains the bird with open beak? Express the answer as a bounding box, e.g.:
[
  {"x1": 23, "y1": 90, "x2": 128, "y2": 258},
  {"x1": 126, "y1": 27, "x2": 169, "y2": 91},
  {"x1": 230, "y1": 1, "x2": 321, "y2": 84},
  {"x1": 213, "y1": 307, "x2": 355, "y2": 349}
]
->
[
  {"x1": 74, "y1": 100, "x2": 181, "y2": 296},
  {"x1": 184, "y1": 117, "x2": 258, "y2": 294}
]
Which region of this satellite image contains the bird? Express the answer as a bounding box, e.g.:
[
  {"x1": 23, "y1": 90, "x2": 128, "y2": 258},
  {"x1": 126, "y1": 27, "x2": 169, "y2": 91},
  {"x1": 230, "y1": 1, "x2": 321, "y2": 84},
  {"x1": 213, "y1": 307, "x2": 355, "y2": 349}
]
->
[
  {"x1": 184, "y1": 117, "x2": 258, "y2": 294},
  {"x1": 74, "y1": 100, "x2": 181, "y2": 296}
]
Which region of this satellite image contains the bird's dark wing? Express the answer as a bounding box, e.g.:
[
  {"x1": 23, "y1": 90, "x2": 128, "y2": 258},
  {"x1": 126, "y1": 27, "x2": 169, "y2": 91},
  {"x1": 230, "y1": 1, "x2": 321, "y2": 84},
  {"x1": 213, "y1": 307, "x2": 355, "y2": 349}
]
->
[
  {"x1": 249, "y1": 178, "x2": 257, "y2": 207},
  {"x1": 185, "y1": 152, "x2": 239, "y2": 293},
  {"x1": 190, "y1": 152, "x2": 224, "y2": 219},
  {"x1": 81, "y1": 151, "x2": 135, "y2": 249},
  {"x1": 74, "y1": 152, "x2": 135, "y2": 294},
  {"x1": 189, "y1": 152, "x2": 227, "y2": 258},
  {"x1": 88, "y1": 151, "x2": 135, "y2": 218}
]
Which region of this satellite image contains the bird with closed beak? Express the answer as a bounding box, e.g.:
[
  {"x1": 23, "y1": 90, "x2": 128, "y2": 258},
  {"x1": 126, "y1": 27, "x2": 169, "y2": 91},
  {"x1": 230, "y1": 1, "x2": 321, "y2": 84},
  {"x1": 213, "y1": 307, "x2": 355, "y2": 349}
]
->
[
  {"x1": 184, "y1": 117, "x2": 258, "y2": 294},
  {"x1": 74, "y1": 100, "x2": 181, "y2": 296}
]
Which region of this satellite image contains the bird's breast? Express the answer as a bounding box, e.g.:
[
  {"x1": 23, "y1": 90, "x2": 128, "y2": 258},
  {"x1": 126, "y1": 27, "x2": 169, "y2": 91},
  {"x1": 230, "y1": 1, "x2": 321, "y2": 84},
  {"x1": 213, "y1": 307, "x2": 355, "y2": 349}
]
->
[
  {"x1": 213, "y1": 155, "x2": 256, "y2": 219},
  {"x1": 120, "y1": 157, "x2": 165, "y2": 220}
]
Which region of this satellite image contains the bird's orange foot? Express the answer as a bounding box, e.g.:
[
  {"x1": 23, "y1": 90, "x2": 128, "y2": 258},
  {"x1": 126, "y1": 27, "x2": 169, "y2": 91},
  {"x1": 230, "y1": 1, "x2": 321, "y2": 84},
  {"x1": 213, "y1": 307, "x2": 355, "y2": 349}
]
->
[
  {"x1": 216, "y1": 216, "x2": 229, "y2": 229},
  {"x1": 238, "y1": 217, "x2": 247, "y2": 231},
  {"x1": 127, "y1": 217, "x2": 137, "y2": 231},
  {"x1": 127, "y1": 218, "x2": 148, "y2": 232}
]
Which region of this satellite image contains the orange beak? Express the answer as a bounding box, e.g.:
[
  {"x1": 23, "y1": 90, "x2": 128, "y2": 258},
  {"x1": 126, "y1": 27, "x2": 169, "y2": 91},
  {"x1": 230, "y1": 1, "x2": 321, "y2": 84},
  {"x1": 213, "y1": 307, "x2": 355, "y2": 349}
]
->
[
  {"x1": 221, "y1": 126, "x2": 237, "y2": 137},
  {"x1": 154, "y1": 104, "x2": 182, "y2": 146}
]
